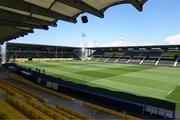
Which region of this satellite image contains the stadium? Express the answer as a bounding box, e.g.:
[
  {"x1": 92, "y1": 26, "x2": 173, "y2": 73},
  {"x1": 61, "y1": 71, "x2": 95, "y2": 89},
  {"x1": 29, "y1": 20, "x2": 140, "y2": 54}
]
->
[{"x1": 0, "y1": 0, "x2": 179, "y2": 120}]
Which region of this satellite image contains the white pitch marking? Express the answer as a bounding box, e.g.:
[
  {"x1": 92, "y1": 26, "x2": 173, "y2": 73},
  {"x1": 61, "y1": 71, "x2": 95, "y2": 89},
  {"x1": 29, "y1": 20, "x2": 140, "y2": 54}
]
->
[
  {"x1": 166, "y1": 88, "x2": 175, "y2": 96},
  {"x1": 166, "y1": 83, "x2": 180, "y2": 96}
]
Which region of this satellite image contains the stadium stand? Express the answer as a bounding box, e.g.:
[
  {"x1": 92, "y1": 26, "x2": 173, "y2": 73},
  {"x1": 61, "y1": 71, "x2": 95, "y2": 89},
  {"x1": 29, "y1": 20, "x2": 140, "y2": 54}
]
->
[
  {"x1": 117, "y1": 56, "x2": 130, "y2": 63},
  {"x1": 161, "y1": 52, "x2": 180, "y2": 57},
  {"x1": 5, "y1": 95, "x2": 52, "y2": 119},
  {"x1": 158, "y1": 58, "x2": 176, "y2": 66},
  {"x1": 84, "y1": 102, "x2": 140, "y2": 120},
  {"x1": 124, "y1": 50, "x2": 142, "y2": 57},
  {"x1": 123, "y1": 50, "x2": 142, "y2": 64},
  {"x1": 56, "y1": 105, "x2": 92, "y2": 120},
  {"x1": 106, "y1": 57, "x2": 119, "y2": 63},
  {"x1": 86, "y1": 45, "x2": 180, "y2": 67},
  {"x1": 0, "y1": 72, "x2": 89, "y2": 119},
  {"x1": 141, "y1": 51, "x2": 162, "y2": 65},
  {"x1": 0, "y1": 99, "x2": 27, "y2": 119},
  {"x1": 87, "y1": 48, "x2": 179, "y2": 67},
  {"x1": 88, "y1": 57, "x2": 98, "y2": 62},
  {"x1": 104, "y1": 52, "x2": 124, "y2": 57},
  {"x1": 3, "y1": 42, "x2": 81, "y2": 62},
  {"x1": 96, "y1": 57, "x2": 108, "y2": 62},
  {"x1": 176, "y1": 58, "x2": 180, "y2": 67},
  {"x1": 0, "y1": 79, "x2": 48, "y2": 102},
  {"x1": 26, "y1": 100, "x2": 72, "y2": 120},
  {"x1": 159, "y1": 51, "x2": 180, "y2": 66},
  {"x1": 0, "y1": 68, "x2": 140, "y2": 120},
  {"x1": 5, "y1": 71, "x2": 76, "y2": 101},
  {"x1": 90, "y1": 51, "x2": 125, "y2": 63},
  {"x1": 106, "y1": 52, "x2": 125, "y2": 63},
  {"x1": 129, "y1": 56, "x2": 143, "y2": 64}
]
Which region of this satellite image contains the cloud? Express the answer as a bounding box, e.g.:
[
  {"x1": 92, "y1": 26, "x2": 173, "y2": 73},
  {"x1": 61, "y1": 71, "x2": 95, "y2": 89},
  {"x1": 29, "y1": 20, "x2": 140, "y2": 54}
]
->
[
  {"x1": 165, "y1": 34, "x2": 180, "y2": 44},
  {"x1": 100, "y1": 37, "x2": 128, "y2": 47}
]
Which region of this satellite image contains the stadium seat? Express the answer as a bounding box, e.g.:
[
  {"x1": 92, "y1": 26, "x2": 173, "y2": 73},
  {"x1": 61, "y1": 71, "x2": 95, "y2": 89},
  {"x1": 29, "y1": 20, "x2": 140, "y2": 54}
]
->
[
  {"x1": 26, "y1": 100, "x2": 67, "y2": 119},
  {"x1": 177, "y1": 59, "x2": 180, "y2": 67},
  {"x1": 56, "y1": 105, "x2": 92, "y2": 120},
  {"x1": 0, "y1": 99, "x2": 27, "y2": 119},
  {"x1": 117, "y1": 57, "x2": 130, "y2": 63},
  {"x1": 83, "y1": 102, "x2": 140, "y2": 120},
  {"x1": 6, "y1": 72, "x2": 75, "y2": 101},
  {"x1": 5, "y1": 95, "x2": 51, "y2": 119},
  {"x1": 44, "y1": 104, "x2": 81, "y2": 120},
  {"x1": 0, "y1": 79, "x2": 45, "y2": 102}
]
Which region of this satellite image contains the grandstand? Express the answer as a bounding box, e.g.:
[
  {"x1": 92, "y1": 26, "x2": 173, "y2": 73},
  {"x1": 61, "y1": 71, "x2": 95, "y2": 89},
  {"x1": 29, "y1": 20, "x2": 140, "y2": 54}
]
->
[
  {"x1": 1, "y1": 0, "x2": 180, "y2": 119},
  {"x1": 2, "y1": 42, "x2": 81, "y2": 63},
  {"x1": 87, "y1": 45, "x2": 180, "y2": 67}
]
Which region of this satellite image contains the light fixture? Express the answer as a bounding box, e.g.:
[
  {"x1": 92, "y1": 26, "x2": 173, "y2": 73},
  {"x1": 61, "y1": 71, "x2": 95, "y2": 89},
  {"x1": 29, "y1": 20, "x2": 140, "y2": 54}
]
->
[
  {"x1": 81, "y1": 15, "x2": 88, "y2": 23},
  {"x1": 43, "y1": 25, "x2": 49, "y2": 30}
]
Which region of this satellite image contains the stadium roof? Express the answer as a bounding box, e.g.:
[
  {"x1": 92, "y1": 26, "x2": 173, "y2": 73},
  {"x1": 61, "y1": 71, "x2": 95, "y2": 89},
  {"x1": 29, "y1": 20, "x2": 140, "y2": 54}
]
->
[
  {"x1": 0, "y1": 0, "x2": 147, "y2": 44},
  {"x1": 6, "y1": 42, "x2": 80, "y2": 49},
  {"x1": 87, "y1": 44, "x2": 180, "y2": 50}
]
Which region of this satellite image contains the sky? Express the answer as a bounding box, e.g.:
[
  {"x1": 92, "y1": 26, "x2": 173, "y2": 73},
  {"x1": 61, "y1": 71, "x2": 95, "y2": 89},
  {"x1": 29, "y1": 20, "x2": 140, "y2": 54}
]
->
[{"x1": 11, "y1": 0, "x2": 180, "y2": 47}]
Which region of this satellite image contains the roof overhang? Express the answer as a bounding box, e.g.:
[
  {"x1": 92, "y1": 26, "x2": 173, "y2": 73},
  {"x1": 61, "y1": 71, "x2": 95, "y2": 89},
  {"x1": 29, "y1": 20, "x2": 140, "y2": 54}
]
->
[
  {"x1": 0, "y1": 0, "x2": 148, "y2": 43},
  {"x1": 87, "y1": 44, "x2": 180, "y2": 51},
  {"x1": 6, "y1": 42, "x2": 81, "y2": 50}
]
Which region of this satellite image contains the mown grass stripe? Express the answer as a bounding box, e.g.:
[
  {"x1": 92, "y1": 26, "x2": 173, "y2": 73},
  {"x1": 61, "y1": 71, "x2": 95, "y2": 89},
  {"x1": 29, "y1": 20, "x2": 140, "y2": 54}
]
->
[{"x1": 17, "y1": 61, "x2": 180, "y2": 111}]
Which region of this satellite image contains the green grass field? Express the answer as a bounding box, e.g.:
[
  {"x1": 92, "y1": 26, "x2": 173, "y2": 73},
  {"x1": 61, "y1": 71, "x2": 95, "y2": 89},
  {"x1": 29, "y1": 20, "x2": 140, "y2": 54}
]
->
[{"x1": 18, "y1": 61, "x2": 180, "y2": 111}]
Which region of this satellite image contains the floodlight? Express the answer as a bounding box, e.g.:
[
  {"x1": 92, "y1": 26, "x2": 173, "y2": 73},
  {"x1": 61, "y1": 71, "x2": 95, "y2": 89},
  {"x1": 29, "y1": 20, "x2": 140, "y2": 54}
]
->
[
  {"x1": 42, "y1": 25, "x2": 49, "y2": 30},
  {"x1": 81, "y1": 15, "x2": 88, "y2": 23}
]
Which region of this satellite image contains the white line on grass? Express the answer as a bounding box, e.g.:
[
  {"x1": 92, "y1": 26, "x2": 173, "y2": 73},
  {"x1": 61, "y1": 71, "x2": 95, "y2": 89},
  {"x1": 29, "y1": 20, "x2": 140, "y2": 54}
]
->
[
  {"x1": 166, "y1": 88, "x2": 175, "y2": 96},
  {"x1": 166, "y1": 83, "x2": 180, "y2": 96},
  {"x1": 89, "y1": 78, "x2": 167, "y2": 99}
]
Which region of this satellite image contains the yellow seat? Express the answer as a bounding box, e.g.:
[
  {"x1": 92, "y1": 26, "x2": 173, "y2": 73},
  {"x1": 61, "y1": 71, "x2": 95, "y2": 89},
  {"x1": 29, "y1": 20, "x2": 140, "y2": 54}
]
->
[
  {"x1": 83, "y1": 102, "x2": 140, "y2": 120},
  {"x1": 0, "y1": 99, "x2": 27, "y2": 119},
  {"x1": 5, "y1": 95, "x2": 51, "y2": 119}
]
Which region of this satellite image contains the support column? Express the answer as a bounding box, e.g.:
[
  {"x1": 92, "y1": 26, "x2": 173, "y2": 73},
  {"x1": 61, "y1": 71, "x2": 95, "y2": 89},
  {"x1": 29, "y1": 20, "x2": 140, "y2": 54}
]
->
[
  {"x1": 126, "y1": 57, "x2": 132, "y2": 63},
  {"x1": 95, "y1": 58, "x2": 99, "y2": 62},
  {"x1": 173, "y1": 58, "x2": 179, "y2": 67},
  {"x1": 155, "y1": 57, "x2": 161, "y2": 66},
  {"x1": 140, "y1": 57, "x2": 145, "y2": 64},
  {"x1": 104, "y1": 57, "x2": 110, "y2": 62},
  {"x1": 115, "y1": 56, "x2": 121, "y2": 63}
]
